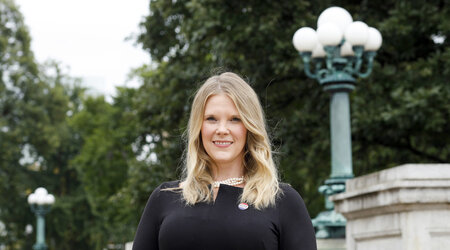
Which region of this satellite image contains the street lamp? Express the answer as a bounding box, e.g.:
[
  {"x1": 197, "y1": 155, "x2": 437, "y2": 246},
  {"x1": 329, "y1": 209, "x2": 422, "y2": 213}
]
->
[
  {"x1": 292, "y1": 6, "x2": 382, "y2": 238},
  {"x1": 28, "y1": 187, "x2": 55, "y2": 250}
]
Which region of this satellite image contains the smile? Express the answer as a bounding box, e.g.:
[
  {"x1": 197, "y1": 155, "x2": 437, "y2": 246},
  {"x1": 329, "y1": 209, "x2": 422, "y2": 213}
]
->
[{"x1": 213, "y1": 141, "x2": 233, "y2": 145}]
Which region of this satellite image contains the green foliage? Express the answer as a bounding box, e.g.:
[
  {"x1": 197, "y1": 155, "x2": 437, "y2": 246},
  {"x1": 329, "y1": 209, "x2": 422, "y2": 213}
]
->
[
  {"x1": 0, "y1": 1, "x2": 92, "y2": 249},
  {"x1": 68, "y1": 87, "x2": 144, "y2": 246},
  {"x1": 351, "y1": 0, "x2": 450, "y2": 175},
  {"x1": 0, "y1": 1, "x2": 149, "y2": 248},
  {"x1": 0, "y1": 0, "x2": 51, "y2": 247}
]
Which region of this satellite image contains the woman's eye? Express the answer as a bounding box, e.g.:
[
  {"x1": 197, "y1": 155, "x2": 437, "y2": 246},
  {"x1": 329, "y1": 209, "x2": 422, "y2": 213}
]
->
[
  {"x1": 206, "y1": 117, "x2": 216, "y2": 121},
  {"x1": 231, "y1": 117, "x2": 241, "y2": 122}
]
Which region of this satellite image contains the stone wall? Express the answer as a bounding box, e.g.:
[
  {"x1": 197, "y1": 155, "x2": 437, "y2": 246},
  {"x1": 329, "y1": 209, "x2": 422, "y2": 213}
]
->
[{"x1": 331, "y1": 164, "x2": 450, "y2": 250}]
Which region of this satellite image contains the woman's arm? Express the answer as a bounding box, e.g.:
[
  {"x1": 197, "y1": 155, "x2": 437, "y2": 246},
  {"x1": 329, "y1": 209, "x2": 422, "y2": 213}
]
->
[
  {"x1": 278, "y1": 184, "x2": 317, "y2": 250},
  {"x1": 132, "y1": 184, "x2": 163, "y2": 250}
]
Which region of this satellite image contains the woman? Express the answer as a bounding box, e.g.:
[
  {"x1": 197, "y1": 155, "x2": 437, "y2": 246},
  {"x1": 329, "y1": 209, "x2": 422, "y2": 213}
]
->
[{"x1": 132, "y1": 72, "x2": 317, "y2": 250}]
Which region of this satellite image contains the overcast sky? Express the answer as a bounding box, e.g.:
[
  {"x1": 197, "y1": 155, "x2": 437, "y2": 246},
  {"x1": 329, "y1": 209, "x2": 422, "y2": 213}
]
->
[{"x1": 15, "y1": 0, "x2": 150, "y2": 97}]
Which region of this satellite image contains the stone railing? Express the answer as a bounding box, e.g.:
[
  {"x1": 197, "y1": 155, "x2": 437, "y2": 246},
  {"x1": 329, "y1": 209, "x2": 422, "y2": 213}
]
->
[{"x1": 331, "y1": 164, "x2": 450, "y2": 250}]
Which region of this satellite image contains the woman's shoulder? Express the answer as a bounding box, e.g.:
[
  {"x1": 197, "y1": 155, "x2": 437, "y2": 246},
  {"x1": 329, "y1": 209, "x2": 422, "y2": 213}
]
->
[
  {"x1": 277, "y1": 182, "x2": 305, "y2": 204},
  {"x1": 279, "y1": 182, "x2": 298, "y2": 193},
  {"x1": 159, "y1": 180, "x2": 181, "y2": 189},
  {"x1": 276, "y1": 182, "x2": 310, "y2": 218},
  {"x1": 148, "y1": 180, "x2": 181, "y2": 198}
]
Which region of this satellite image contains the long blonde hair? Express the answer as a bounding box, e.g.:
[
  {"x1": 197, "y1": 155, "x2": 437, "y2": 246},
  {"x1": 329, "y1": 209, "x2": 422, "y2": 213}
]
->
[{"x1": 181, "y1": 72, "x2": 280, "y2": 209}]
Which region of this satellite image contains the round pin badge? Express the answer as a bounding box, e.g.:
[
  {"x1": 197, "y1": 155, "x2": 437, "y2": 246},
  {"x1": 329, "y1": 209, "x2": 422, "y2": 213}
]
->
[{"x1": 238, "y1": 202, "x2": 249, "y2": 210}]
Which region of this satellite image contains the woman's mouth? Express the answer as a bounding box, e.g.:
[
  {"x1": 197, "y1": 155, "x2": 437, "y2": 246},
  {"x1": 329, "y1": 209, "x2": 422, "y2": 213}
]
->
[{"x1": 213, "y1": 141, "x2": 233, "y2": 147}]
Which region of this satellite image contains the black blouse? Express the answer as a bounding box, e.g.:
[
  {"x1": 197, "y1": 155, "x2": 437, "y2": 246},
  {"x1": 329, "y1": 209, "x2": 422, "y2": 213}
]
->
[{"x1": 132, "y1": 181, "x2": 317, "y2": 250}]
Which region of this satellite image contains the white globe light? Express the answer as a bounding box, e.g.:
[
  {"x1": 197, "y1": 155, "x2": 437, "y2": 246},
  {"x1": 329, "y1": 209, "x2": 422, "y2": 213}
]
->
[
  {"x1": 344, "y1": 21, "x2": 369, "y2": 46},
  {"x1": 44, "y1": 194, "x2": 55, "y2": 205},
  {"x1": 293, "y1": 27, "x2": 318, "y2": 52},
  {"x1": 365, "y1": 27, "x2": 383, "y2": 51},
  {"x1": 27, "y1": 193, "x2": 37, "y2": 204},
  {"x1": 35, "y1": 187, "x2": 48, "y2": 196},
  {"x1": 340, "y1": 41, "x2": 355, "y2": 56},
  {"x1": 25, "y1": 224, "x2": 33, "y2": 235},
  {"x1": 318, "y1": 6, "x2": 353, "y2": 33},
  {"x1": 317, "y1": 23, "x2": 343, "y2": 46},
  {"x1": 312, "y1": 44, "x2": 326, "y2": 58},
  {"x1": 36, "y1": 195, "x2": 46, "y2": 205}
]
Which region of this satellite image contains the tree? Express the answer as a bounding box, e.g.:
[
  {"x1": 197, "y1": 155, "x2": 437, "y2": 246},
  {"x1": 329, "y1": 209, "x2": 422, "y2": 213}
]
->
[
  {"x1": 132, "y1": 0, "x2": 449, "y2": 221},
  {"x1": 68, "y1": 87, "x2": 144, "y2": 248},
  {"x1": 0, "y1": 1, "x2": 91, "y2": 249},
  {"x1": 1, "y1": 1, "x2": 168, "y2": 248},
  {"x1": 0, "y1": 0, "x2": 50, "y2": 247}
]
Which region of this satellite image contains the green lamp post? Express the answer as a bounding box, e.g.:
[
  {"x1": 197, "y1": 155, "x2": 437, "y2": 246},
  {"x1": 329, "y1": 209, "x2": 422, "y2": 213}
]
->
[
  {"x1": 28, "y1": 187, "x2": 55, "y2": 250},
  {"x1": 292, "y1": 6, "x2": 382, "y2": 238}
]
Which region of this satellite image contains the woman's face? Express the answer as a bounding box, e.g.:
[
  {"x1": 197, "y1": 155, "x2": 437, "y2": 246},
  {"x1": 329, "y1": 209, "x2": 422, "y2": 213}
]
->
[{"x1": 201, "y1": 94, "x2": 247, "y2": 168}]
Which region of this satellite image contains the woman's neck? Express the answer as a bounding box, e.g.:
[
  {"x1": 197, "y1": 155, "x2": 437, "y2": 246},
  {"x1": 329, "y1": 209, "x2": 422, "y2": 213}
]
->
[{"x1": 212, "y1": 161, "x2": 244, "y2": 181}]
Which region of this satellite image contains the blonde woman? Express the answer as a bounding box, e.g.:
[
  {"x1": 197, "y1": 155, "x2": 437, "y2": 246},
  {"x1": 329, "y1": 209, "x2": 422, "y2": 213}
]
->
[{"x1": 132, "y1": 72, "x2": 317, "y2": 250}]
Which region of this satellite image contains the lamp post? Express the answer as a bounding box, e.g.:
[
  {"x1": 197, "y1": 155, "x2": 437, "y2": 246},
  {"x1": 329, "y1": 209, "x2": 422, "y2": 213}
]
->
[
  {"x1": 292, "y1": 6, "x2": 382, "y2": 238},
  {"x1": 28, "y1": 187, "x2": 55, "y2": 250}
]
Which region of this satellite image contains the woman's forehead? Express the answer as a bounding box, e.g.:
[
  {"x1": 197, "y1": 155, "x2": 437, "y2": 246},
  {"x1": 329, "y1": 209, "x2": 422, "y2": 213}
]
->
[{"x1": 204, "y1": 94, "x2": 238, "y2": 110}]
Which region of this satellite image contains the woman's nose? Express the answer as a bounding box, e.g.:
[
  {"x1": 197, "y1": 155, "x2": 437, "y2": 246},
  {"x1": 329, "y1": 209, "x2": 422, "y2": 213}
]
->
[{"x1": 216, "y1": 122, "x2": 230, "y2": 134}]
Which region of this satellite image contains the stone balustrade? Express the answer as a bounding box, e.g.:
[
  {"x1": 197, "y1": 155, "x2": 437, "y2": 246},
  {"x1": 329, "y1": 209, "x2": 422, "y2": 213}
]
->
[{"x1": 331, "y1": 164, "x2": 450, "y2": 250}]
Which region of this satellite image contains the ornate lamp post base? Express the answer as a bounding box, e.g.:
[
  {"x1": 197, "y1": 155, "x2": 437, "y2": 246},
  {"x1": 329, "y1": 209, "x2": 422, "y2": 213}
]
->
[
  {"x1": 313, "y1": 210, "x2": 347, "y2": 238},
  {"x1": 312, "y1": 177, "x2": 350, "y2": 238}
]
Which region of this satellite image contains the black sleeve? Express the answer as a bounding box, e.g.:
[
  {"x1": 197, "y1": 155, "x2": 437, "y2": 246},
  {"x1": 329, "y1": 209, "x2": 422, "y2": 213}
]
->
[
  {"x1": 278, "y1": 184, "x2": 317, "y2": 250},
  {"x1": 132, "y1": 184, "x2": 163, "y2": 250}
]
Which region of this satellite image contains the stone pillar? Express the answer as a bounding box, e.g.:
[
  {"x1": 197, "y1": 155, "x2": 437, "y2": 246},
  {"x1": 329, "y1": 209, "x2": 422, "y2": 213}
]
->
[{"x1": 331, "y1": 164, "x2": 450, "y2": 250}]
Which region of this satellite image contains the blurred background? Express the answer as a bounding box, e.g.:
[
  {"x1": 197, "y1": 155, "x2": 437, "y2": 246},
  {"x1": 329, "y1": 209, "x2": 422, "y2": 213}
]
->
[{"x1": 0, "y1": 0, "x2": 448, "y2": 249}]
